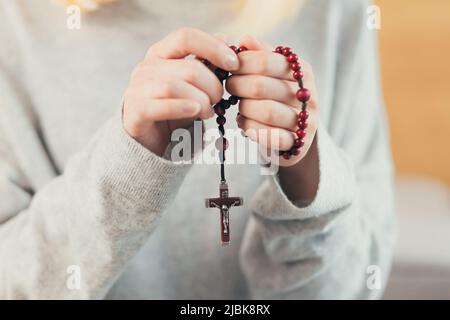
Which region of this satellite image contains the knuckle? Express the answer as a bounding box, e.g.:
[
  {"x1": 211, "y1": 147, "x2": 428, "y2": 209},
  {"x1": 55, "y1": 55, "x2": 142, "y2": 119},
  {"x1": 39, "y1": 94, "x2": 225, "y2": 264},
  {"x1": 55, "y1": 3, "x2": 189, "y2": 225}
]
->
[
  {"x1": 279, "y1": 132, "x2": 294, "y2": 150},
  {"x1": 159, "y1": 81, "x2": 174, "y2": 97},
  {"x1": 255, "y1": 53, "x2": 269, "y2": 73},
  {"x1": 251, "y1": 77, "x2": 266, "y2": 98},
  {"x1": 130, "y1": 62, "x2": 144, "y2": 78},
  {"x1": 185, "y1": 60, "x2": 202, "y2": 82},
  {"x1": 175, "y1": 27, "x2": 194, "y2": 46},
  {"x1": 136, "y1": 106, "x2": 149, "y2": 121},
  {"x1": 307, "y1": 97, "x2": 318, "y2": 110},
  {"x1": 301, "y1": 60, "x2": 313, "y2": 74},
  {"x1": 263, "y1": 105, "x2": 276, "y2": 124}
]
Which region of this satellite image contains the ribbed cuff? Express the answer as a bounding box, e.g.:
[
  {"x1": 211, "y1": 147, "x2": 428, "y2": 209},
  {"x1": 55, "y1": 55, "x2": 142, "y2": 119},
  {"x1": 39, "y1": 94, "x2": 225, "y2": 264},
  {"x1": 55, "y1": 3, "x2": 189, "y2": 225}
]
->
[
  {"x1": 251, "y1": 121, "x2": 356, "y2": 220},
  {"x1": 93, "y1": 112, "x2": 192, "y2": 212}
]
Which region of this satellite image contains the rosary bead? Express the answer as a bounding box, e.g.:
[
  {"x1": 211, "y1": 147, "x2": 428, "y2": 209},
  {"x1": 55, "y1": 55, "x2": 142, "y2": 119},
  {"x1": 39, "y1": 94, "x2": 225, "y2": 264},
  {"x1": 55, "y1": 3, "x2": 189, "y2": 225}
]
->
[
  {"x1": 282, "y1": 151, "x2": 292, "y2": 160},
  {"x1": 291, "y1": 148, "x2": 301, "y2": 156},
  {"x1": 218, "y1": 99, "x2": 230, "y2": 110},
  {"x1": 298, "y1": 111, "x2": 309, "y2": 121},
  {"x1": 238, "y1": 46, "x2": 248, "y2": 53},
  {"x1": 228, "y1": 95, "x2": 239, "y2": 105},
  {"x1": 282, "y1": 47, "x2": 292, "y2": 56},
  {"x1": 215, "y1": 137, "x2": 229, "y2": 151},
  {"x1": 287, "y1": 53, "x2": 298, "y2": 63},
  {"x1": 229, "y1": 45, "x2": 239, "y2": 54},
  {"x1": 293, "y1": 70, "x2": 303, "y2": 80},
  {"x1": 296, "y1": 88, "x2": 311, "y2": 102},
  {"x1": 291, "y1": 61, "x2": 301, "y2": 71},
  {"x1": 299, "y1": 122, "x2": 308, "y2": 130},
  {"x1": 216, "y1": 115, "x2": 226, "y2": 125},
  {"x1": 215, "y1": 68, "x2": 229, "y2": 81},
  {"x1": 294, "y1": 138, "x2": 305, "y2": 148},
  {"x1": 214, "y1": 104, "x2": 226, "y2": 116},
  {"x1": 274, "y1": 46, "x2": 284, "y2": 53},
  {"x1": 296, "y1": 129, "x2": 306, "y2": 139}
]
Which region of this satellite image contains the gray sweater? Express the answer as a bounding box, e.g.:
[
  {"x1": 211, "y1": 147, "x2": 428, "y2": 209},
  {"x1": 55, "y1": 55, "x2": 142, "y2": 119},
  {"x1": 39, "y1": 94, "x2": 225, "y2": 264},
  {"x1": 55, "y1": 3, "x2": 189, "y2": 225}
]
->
[{"x1": 0, "y1": 0, "x2": 396, "y2": 299}]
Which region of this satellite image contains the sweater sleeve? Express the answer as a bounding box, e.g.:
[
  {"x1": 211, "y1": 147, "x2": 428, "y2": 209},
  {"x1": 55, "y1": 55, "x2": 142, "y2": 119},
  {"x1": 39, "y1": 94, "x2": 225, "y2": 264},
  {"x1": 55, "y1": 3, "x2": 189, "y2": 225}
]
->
[
  {"x1": 239, "y1": 0, "x2": 396, "y2": 299},
  {"x1": 0, "y1": 72, "x2": 192, "y2": 298}
]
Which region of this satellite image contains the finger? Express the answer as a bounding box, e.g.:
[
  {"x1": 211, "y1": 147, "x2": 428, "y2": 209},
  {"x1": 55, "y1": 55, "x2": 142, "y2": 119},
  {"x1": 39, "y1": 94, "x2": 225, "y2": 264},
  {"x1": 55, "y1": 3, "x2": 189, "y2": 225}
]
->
[
  {"x1": 141, "y1": 59, "x2": 224, "y2": 105},
  {"x1": 146, "y1": 27, "x2": 239, "y2": 71},
  {"x1": 236, "y1": 114, "x2": 295, "y2": 151},
  {"x1": 214, "y1": 33, "x2": 229, "y2": 43},
  {"x1": 141, "y1": 99, "x2": 202, "y2": 122},
  {"x1": 133, "y1": 79, "x2": 214, "y2": 119},
  {"x1": 239, "y1": 99, "x2": 298, "y2": 131},
  {"x1": 226, "y1": 75, "x2": 299, "y2": 107},
  {"x1": 239, "y1": 34, "x2": 272, "y2": 52},
  {"x1": 231, "y1": 50, "x2": 294, "y2": 80}
]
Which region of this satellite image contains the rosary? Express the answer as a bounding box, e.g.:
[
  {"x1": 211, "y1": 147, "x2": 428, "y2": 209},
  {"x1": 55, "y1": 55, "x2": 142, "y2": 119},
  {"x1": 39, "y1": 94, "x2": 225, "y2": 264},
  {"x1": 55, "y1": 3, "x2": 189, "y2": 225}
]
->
[{"x1": 204, "y1": 45, "x2": 311, "y2": 245}]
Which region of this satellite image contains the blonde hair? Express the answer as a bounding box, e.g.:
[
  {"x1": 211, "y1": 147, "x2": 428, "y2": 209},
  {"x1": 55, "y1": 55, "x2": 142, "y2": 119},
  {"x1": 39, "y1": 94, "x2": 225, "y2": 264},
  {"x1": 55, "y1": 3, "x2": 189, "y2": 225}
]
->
[
  {"x1": 226, "y1": 0, "x2": 304, "y2": 37},
  {"x1": 57, "y1": 0, "x2": 304, "y2": 36}
]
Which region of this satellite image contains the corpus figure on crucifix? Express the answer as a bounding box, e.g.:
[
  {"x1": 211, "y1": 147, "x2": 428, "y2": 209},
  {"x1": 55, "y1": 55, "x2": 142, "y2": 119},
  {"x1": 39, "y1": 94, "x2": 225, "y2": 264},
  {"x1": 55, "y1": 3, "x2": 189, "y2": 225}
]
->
[{"x1": 205, "y1": 181, "x2": 243, "y2": 245}]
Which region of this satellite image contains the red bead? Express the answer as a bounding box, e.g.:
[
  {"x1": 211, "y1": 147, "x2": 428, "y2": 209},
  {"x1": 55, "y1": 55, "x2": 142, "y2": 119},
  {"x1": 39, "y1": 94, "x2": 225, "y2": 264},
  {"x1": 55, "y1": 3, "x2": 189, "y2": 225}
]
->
[
  {"x1": 296, "y1": 129, "x2": 306, "y2": 139},
  {"x1": 291, "y1": 62, "x2": 301, "y2": 71},
  {"x1": 293, "y1": 70, "x2": 303, "y2": 80},
  {"x1": 214, "y1": 104, "x2": 225, "y2": 116},
  {"x1": 229, "y1": 45, "x2": 239, "y2": 54},
  {"x1": 238, "y1": 46, "x2": 248, "y2": 53},
  {"x1": 287, "y1": 53, "x2": 298, "y2": 63},
  {"x1": 282, "y1": 47, "x2": 292, "y2": 56},
  {"x1": 294, "y1": 138, "x2": 305, "y2": 147},
  {"x1": 299, "y1": 122, "x2": 308, "y2": 130},
  {"x1": 228, "y1": 95, "x2": 239, "y2": 105},
  {"x1": 298, "y1": 111, "x2": 309, "y2": 121},
  {"x1": 215, "y1": 137, "x2": 229, "y2": 151},
  {"x1": 282, "y1": 151, "x2": 291, "y2": 160},
  {"x1": 296, "y1": 88, "x2": 311, "y2": 102},
  {"x1": 291, "y1": 148, "x2": 301, "y2": 156},
  {"x1": 274, "y1": 46, "x2": 283, "y2": 54},
  {"x1": 216, "y1": 116, "x2": 226, "y2": 125}
]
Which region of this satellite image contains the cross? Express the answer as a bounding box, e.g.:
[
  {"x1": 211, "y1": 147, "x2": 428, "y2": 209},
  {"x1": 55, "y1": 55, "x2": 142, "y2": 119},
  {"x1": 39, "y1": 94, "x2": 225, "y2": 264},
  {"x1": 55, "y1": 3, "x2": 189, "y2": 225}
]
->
[{"x1": 205, "y1": 181, "x2": 243, "y2": 245}]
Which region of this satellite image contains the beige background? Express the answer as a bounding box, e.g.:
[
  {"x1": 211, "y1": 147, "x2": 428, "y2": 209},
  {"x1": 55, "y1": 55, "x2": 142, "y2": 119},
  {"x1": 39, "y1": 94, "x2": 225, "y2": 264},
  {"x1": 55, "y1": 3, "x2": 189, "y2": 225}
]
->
[{"x1": 376, "y1": 0, "x2": 450, "y2": 185}]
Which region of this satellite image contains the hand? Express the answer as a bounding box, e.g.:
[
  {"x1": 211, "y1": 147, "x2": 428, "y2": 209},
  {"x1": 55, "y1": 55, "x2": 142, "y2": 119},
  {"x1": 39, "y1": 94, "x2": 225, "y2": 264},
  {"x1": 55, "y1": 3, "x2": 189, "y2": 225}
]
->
[
  {"x1": 226, "y1": 36, "x2": 318, "y2": 167},
  {"x1": 123, "y1": 27, "x2": 239, "y2": 156}
]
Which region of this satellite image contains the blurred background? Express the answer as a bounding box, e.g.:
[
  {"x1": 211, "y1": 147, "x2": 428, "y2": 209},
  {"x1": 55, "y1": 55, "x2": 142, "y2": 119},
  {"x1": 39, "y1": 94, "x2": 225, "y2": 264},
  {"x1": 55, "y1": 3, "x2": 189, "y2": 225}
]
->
[{"x1": 375, "y1": 0, "x2": 450, "y2": 299}]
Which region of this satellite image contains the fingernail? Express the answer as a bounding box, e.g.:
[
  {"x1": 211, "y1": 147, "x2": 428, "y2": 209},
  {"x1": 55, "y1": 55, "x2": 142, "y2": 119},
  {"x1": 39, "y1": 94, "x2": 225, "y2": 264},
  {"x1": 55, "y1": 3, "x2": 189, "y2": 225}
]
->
[
  {"x1": 183, "y1": 103, "x2": 200, "y2": 114},
  {"x1": 224, "y1": 51, "x2": 239, "y2": 70}
]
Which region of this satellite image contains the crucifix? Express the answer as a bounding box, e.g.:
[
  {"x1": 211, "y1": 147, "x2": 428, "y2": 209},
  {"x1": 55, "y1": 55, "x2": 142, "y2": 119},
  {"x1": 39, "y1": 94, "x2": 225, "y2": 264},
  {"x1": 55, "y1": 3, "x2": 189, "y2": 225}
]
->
[
  {"x1": 201, "y1": 49, "x2": 248, "y2": 246},
  {"x1": 205, "y1": 181, "x2": 243, "y2": 245}
]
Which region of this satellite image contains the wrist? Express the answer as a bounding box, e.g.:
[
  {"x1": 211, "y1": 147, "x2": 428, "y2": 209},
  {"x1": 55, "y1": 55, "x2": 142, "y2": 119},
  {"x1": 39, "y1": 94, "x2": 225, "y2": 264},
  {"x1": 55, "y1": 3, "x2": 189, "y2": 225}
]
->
[{"x1": 278, "y1": 134, "x2": 319, "y2": 205}]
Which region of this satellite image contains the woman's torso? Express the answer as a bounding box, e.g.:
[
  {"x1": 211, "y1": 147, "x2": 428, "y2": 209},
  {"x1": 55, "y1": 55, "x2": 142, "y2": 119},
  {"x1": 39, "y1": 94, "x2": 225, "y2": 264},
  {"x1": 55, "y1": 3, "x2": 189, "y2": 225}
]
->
[{"x1": 1, "y1": 0, "x2": 337, "y2": 298}]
